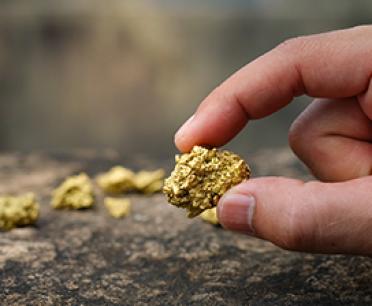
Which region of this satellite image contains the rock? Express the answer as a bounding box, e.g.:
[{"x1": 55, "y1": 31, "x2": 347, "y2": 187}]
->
[{"x1": 0, "y1": 150, "x2": 371, "y2": 305}]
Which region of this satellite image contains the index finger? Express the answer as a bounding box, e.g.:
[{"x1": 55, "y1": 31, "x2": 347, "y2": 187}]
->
[{"x1": 175, "y1": 25, "x2": 372, "y2": 152}]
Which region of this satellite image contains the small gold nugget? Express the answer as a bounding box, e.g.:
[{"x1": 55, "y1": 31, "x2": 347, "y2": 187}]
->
[
  {"x1": 96, "y1": 166, "x2": 136, "y2": 194},
  {"x1": 200, "y1": 207, "x2": 219, "y2": 225},
  {"x1": 104, "y1": 197, "x2": 131, "y2": 218},
  {"x1": 133, "y1": 169, "x2": 165, "y2": 194},
  {"x1": 0, "y1": 193, "x2": 39, "y2": 230},
  {"x1": 163, "y1": 146, "x2": 250, "y2": 217},
  {"x1": 52, "y1": 173, "x2": 94, "y2": 209}
]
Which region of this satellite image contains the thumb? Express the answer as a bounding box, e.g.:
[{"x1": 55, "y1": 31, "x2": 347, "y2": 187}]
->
[{"x1": 217, "y1": 176, "x2": 372, "y2": 255}]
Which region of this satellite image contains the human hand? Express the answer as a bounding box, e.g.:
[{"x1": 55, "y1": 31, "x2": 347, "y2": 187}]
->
[{"x1": 175, "y1": 25, "x2": 372, "y2": 255}]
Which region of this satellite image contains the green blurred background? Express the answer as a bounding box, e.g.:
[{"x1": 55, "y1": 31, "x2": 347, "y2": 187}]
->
[{"x1": 0, "y1": 0, "x2": 371, "y2": 159}]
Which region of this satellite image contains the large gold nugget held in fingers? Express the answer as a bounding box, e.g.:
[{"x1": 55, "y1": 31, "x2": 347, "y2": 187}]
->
[{"x1": 163, "y1": 146, "x2": 250, "y2": 217}]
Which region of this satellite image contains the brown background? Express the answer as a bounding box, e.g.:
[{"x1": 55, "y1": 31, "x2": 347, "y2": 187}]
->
[{"x1": 0, "y1": 0, "x2": 371, "y2": 160}]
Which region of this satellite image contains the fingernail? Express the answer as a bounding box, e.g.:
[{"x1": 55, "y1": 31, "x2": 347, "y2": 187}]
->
[
  {"x1": 217, "y1": 193, "x2": 256, "y2": 235},
  {"x1": 175, "y1": 114, "x2": 195, "y2": 141}
]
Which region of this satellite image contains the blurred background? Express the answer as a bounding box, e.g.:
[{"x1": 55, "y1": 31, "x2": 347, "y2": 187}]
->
[{"x1": 0, "y1": 0, "x2": 371, "y2": 160}]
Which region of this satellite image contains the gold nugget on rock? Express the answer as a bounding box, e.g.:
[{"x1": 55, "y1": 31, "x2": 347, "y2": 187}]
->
[
  {"x1": 200, "y1": 207, "x2": 219, "y2": 225},
  {"x1": 51, "y1": 173, "x2": 94, "y2": 209},
  {"x1": 133, "y1": 169, "x2": 165, "y2": 194},
  {"x1": 104, "y1": 197, "x2": 131, "y2": 218},
  {"x1": 97, "y1": 166, "x2": 164, "y2": 194},
  {"x1": 163, "y1": 146, "x2": 250, "y2": 217},
  {"x1": 0, "y1": 193, "x2": 39, "y2": 230},
  {"x1": 96, "y1": 166, "x2": 136, "y2": 194}
]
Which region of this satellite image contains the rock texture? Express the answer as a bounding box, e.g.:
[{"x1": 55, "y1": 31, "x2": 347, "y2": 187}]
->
[{"x1": 0, "y1": 149, "x2": 372, "y2": 306}]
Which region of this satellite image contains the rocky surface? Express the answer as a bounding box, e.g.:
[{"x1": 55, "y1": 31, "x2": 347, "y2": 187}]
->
[{"x1": 0, "y1": 149, "x2": 371, "y2": 305}]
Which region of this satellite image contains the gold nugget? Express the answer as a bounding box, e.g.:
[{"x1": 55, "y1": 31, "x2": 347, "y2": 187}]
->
[
  {"x1": 133, "y1": 169, "x2": 165, "y2": 194},
  {"x1": 104, "y1": 197, "x2": 131, "y2": 218},
  {"x1": 96, "y1": 166, "x2": 136, "y2": 194},
  {"x1": 200, "y1": 207, "x2": 219, "y2": 225},
  {"x1": 0, "y1": 193, "x2": 39, "y2": 230},
  {"x1": 97, "y1": 166, "x2": 164, "y2": 194},
  {"x1": 163, "y1": 146, "x2": 250, "y2": 217},
  {"x1": 51, "y1": 173, "x2": 94, "y2": 209}
]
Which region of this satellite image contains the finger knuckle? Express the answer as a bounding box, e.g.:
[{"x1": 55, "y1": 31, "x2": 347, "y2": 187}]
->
[
  {"x1": 276, "y1": 36, "x2": 310, "y2": 54},
  {"x1": 351, "y1": 24, "x2": 372, "y2": 34},
  {"x1": 209, "y1": 83, "x2": 228, "y2": 103},
  {"x1": 275, "y1": 204, "x2": 313, "y2": 251},
  {"x1": 288, "y1": 121, "x2": 300, "y2": 151},
  {"x1": 288, "y1": 117, "x2": 308, "y2": 156}
]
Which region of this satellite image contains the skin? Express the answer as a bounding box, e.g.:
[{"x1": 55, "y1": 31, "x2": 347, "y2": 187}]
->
[{"x1": 175, "y1": 25, "x2": 372, "y2": 255}]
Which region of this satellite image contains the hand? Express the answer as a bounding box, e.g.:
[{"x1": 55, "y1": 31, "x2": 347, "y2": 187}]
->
[{"x1": 175, "y1": 25, "x2": 372, "y2": 255}]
